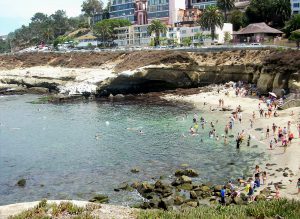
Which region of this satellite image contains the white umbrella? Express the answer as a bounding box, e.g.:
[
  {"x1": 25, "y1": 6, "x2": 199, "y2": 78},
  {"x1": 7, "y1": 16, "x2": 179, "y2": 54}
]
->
[{"x1": 268, "y1": 92, "x2": 277, "y2": 98}]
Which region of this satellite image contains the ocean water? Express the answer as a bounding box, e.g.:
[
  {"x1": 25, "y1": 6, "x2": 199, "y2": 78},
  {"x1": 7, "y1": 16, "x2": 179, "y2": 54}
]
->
[{"x1": 0, "y1": 95, "x2": 267, "y2": 205}]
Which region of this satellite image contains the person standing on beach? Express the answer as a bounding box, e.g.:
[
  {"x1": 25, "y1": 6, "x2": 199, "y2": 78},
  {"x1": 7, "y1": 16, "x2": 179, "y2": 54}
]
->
[
  {"x1": 220, "y1": 186, "x2": 226, "y2": 205},
  {"x1": 266, "y1": 126, "x2": 270, "y2": 139},
  {"x1": 297, "y1": 124, "x2": 300, "y2": 138},
  {"x1": 249, "y1": 119, "x2": 253, "y2": 129},
  {"x1": 272, "y1": 123, "x2": 277, "y2": 136}
]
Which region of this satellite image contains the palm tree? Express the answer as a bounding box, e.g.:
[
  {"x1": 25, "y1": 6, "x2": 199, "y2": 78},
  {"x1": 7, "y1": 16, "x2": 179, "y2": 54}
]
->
[
  {"x1": 217, "y1": 0, "x2": 235, "y2": 22},
  {"x1": 147, "y1": 20, "x2": 167, "y2": 46},
  {"x1": 198, "y1": 6, "x2": 224, "y2": 42}
]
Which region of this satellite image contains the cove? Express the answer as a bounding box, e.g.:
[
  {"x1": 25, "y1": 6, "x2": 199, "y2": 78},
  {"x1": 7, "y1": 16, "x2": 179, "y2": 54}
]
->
[{"x1": 0, "y1": 95, "x2": 267, "y2": 206}]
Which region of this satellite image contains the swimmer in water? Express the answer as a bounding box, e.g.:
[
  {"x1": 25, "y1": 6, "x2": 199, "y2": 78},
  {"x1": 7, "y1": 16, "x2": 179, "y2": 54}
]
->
[{"x1": 139, "y1": 130, "x2": 144, "y2": 135}]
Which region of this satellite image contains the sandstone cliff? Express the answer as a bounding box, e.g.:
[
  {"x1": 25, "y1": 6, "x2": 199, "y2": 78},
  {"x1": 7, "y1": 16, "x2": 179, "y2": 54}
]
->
[{"x1": 0, "y1": 49, "x2": 299, "y2": 96}]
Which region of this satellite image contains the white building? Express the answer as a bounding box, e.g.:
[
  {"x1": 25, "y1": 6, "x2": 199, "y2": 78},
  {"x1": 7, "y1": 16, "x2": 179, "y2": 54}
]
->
[
  {"x1": 291, "y1": 0, "x2": 300, "y2": 14},
  {"x1": 169, "y1": 0, "x2": 186, "y2": 25},
  {"x1": 114, "y1": 23, "x2": 233, "y2": 47}
]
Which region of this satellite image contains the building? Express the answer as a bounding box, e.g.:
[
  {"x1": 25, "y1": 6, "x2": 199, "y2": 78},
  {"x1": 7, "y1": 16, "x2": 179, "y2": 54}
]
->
[
  {"x1": 176, "y1": 7, "x2": 202, "y2": 27},
  {"x1": 76, "y1": 34, "x2": 99, "y2": 47},
  {"x1": 190, "y1": 0, "x2": 217, "y2": 10},
  {"x1": 291, "y1": 0, "x2": 300, "y2": 14},
  {"x1": 136, "y1": 0, "x2": 148, "y2": 25},
  {"x1": 233, "y1": 22, "x2": 283, "y2": 43},
  {"x1": 110, "y1": 0, "x2": 136, "y2": 23},
  {"x1": 114, "y1": 24, "x2": 151, "y2": 47},
  {"x1": 114, "y1": 23, "x2": 233, "y2": 47},
  {"x1": 147, "y1": 0, "x2": 170, "y2": 24}
]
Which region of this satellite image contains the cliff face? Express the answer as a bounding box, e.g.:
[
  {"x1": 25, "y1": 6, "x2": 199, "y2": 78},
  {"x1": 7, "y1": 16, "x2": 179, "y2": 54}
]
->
[{"x1": 0, "y1": 50, "x2": 299, "y2": 96}]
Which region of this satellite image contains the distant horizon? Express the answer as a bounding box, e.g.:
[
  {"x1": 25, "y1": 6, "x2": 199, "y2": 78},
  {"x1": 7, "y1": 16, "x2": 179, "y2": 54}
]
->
[{"x1": 0, "y1": 0, "x2": 108, "y2": 36}]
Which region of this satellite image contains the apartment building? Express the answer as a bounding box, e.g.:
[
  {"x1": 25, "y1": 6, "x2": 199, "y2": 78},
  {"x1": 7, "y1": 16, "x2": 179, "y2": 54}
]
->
[
  {"x1": 114, "y1": 23, "x2": 233, "y2": 47},
  {"x1": 190, "y1": 0, "x2": 217, "y2": 10},
  {"x1": 291, "y1": 0, "x2": 300, "y2": 14},
  {"x1": 110, "y1": 0, "x2": 136, "y2": 22}
]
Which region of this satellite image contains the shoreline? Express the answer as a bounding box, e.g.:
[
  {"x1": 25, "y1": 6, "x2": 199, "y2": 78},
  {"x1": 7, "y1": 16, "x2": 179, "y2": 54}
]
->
[
  {"x1": 163, "y1": 85, "x2": 300, "y2": 201},
  {"x1": 0, "y1": 86, "x2": 299, "y2": 218}
]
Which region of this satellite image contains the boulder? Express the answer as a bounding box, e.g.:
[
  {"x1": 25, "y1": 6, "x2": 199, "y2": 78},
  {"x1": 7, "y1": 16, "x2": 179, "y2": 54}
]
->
[
  {"x1": 17, "y1": 178, "x2": 26, "y2": 187},
  {"x1": 130, "y1": 168, "x2": 140, "y2": 173},
  {"x1": 200, "y1": 186, "x2": 211, "y2": 192},
  {"x1": 174, "y1": 196, "x2": 185, "y2": 205},
  {"x1": 180, "y1": 175, "x2": 192, "y2": 184},
  {"x1": 28, "y1": 87, "x2": 49, "y2": 94},
  {"x1": 137, "y1": 182, "x2": 154, "y2": 196},
  {"x1": 175, "y1": 169, "x2": 199, "y2": 177},
  {"x1": 255, "y1": 194, "x2": 266, "y2": 201},
  {"x1": 232, "y1": 197, "x2": 243, "y2": 205},
  {"x1": 89, "y1": 194, "x2": 109, "y2": 203},
  {"x1": 213, "y1": 185, "x2": 223, "y2": 192},
  {"x1": 178, "y1": 183, "x2": 193, "y2": 191},
  {"x1": 186, "y1": 201, "x2": 198, "y2": 208},
  {"x1": 158, "y1": 197, "x2": 174, "y2": 210},
  {"x1": 190, "y1": 191, "x2": 198, "y2": 199}
]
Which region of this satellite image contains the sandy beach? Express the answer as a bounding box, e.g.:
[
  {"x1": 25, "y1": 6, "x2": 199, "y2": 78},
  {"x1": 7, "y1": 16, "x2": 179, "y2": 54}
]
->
[{"x1": 164, "y1": 86, "x2": 300, "y2": 200}]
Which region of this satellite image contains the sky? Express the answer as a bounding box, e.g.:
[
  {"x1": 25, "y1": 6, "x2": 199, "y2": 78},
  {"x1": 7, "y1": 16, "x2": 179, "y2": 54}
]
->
[{"x1": 0, "y1": 0, "x2": 108, "y2": 35}]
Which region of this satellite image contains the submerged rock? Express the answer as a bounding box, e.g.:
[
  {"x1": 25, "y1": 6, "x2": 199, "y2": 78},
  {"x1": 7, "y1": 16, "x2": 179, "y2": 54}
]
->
[
  {"x1": 175, "y1": 169, "x2": 199, "y2": 177},
  {"x1": 17, "y1": 178, "x2": 26, "y2": 187},
  {"x1": 89, "y1": 194, "x2": 109, "y2": 203}
]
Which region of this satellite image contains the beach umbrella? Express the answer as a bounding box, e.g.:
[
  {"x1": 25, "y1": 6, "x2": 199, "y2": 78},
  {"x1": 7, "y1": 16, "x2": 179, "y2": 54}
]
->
[{"x1": 268, "y1": 92, "x2": 277, "y2": 98}]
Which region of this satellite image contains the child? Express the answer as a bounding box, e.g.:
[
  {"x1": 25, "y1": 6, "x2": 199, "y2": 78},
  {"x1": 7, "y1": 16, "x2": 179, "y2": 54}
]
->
[{"x1": 220, "y1": 186, "x2": 226, "y2": 205}]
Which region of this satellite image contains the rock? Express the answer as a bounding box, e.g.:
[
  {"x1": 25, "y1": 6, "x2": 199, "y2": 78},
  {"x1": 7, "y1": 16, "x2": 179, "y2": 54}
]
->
[
  {"x1": 180, "y1": 175, "x2": 192, "y2": 184},
  {"x1": 213, "y1": 185, "x2": 223, "y2": 192},
  {"x1": 255, "y1": 194, "x2": 266, "y2": 201},
  {"x1": 186, "y1": 201, "x2": 198, "y2": 208},
  {"x1": 175, "y1": 169, "x2": 199, "y2": 177},
  {"x1": 180, "y1": 163, "x2": 189, "y2": 167},
  {"x1": 232, "y1": 197, "x2": 243, "y2": 205},
  {"x1": 115, "y1": 182, "x2": 134, "y2": 192},
  {"x1": 131, "y1": 181, "x2": 140, "y2": 189},
  {"x1": 190, "y1": 191, "x2": 198, "y2": 199},
  {"x1": 158, "y1": 197, "x2": 174, "y2": 210},
  {"x1": 28, "y1": 87, "x2": 49, "y2": 94},
  {"x1": 137, "y1": 182, "x2": 154, "y2": 196},
  {"x1": 174, "y1": 196, "x2": 185, "y2": 205},
  {"x1": 89, "y1": 194, "x2": 109, "y2": 203},
  {"x1": 200, "y1": 186, "x2": 211, "y2": 192},
  {"x1": 178, "y1": 183, "x2": 193, "y2": 191},
  {"x1": 130, "y1": 168, "x2": 140, "y2": 173},
  {"x1": 283, "y1": 172, "x2": 288, "y2": 177},
  {"x1": 17, "y1": 178, "x2": 26, "y2": 187}
]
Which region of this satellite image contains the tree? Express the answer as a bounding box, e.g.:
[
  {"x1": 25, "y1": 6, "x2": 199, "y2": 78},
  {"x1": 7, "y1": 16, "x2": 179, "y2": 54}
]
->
[
  {"x1": 50, "y1": 10, "x2": 70, "y2": 38},
  {"x1": 198, "y1": 6, "x2": 224, "y2": 41},
  {"x1": 182, "y1": 37, "x2": 192, "y2": 46},
  {"x1": 273, "y1": 0, "x2": 291, "y2": 27},
  {"x1": 217, "y1": 0, "x2": 235, "y2": 22},
  {"x1": 147, "y1": 20, "x2": 167, "y2": 46},
  {"x1": 229, "y1": 10, "x2": 247, "y2": 31},
  {"x1": 246, "y1": 0, "x2": 291, "y2": 28},
  {"x1": 284, "y1": 15, "x2": 300, "y2": 37},
  {"x1": 290, "y1": 30, "x2": 300, "y2": 49},
  {"x1": 82, "y1": 0, "x2": 103, "y2": 27},
  {"x1": 94, "y1": 19, "x2": 131, "y2": 46}
]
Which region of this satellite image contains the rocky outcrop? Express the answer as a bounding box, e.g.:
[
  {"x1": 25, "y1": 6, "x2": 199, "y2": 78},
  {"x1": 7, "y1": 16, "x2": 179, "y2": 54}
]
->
[{"x1": 0, "y1": 50, "x2": 299, "y2": 97}]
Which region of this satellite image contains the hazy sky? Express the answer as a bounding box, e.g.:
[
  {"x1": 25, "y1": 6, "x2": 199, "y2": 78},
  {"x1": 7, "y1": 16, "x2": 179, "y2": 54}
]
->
[{"x1": 0, "y1": 0, "x2": 108, "y2": 35}]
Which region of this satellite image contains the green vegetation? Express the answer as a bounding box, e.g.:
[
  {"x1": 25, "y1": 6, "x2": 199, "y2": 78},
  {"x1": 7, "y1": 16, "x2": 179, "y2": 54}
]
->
[
  {"x1": 198, "y1": 6, "x2": 224, "y2": 41},
  {"x1": 284, "y1": 15, "x2": 300, "y2": 37},
  {"x1": 0, "y1": 38, "x2": 10, "y2": 53},
  {"x1": 246, "y1": 0, "x2": 291, "y2": 28},
  {"x1": 147, "y1": 20, "x2": 168, "y2": 47},
  {"x1": 81, "y1": 0, "x2": 104, "y2": 27},
  {"x1": 290, "y1": 30, "x2": 300, "y2": 49},
  {"x1": 94, "y1": 18, "x2": 131, "y2": 47},
  {"x1": 217, "y1": 0, "x2": 235, "y2": 22},
  {"x1": 139, "y1": 199, "x2": 300, "y2": 219},
  {"x1": 229, "y1": 10, "x2": 248, "y2": 31},
  {"x1": 8, "y1": 199, "x2": 101, "y2": 219}
]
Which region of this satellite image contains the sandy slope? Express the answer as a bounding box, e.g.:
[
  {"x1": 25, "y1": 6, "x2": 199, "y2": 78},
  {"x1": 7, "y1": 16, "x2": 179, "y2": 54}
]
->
[{"x1": 164, "y1": 86, "x2": 300, "y2": 200}]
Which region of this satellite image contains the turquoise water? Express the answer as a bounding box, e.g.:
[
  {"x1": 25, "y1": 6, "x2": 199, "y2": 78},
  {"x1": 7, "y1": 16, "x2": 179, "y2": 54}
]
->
[{"x1": 0, "y1": 95, "x2": 267, "y2": 205}]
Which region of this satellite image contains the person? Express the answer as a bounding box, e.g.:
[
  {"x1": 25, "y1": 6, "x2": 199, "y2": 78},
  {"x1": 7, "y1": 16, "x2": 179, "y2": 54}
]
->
[
  {"x1": 272, "y1": 123, "x2": 277, "y2": 135},
  {"x1": 288, "y1": 132, "x2": 294, "y2": 144},
  {"x1": 249, "y1": 119, "x2": 253, "y2": 129},
  {"x1": 220, "y1": 186, "x2": 226, "y2": 205},
  {"x1": 248, "y1": 178, "x2": 255, "y2": 201},
  {"x1": 252, "y1": 111, "x2": 256, "y2": 120},
  {"x1": 236, "y1": 135, "x2": 241, "y2": 149},
  {"x1": 269, "y1": 139, "x2": 273, "y2": 150},
  {"x1": 225, "y1": 125, "x2": 229, "y2": 135},
  {"x1": 238, "y1": 112, "x2": 242, "y2": 123},
  {"x1": 262, "y1": 171, "x2": 267, "y2": 185},
  {"x1": 297, "y1": 178, "x2": 300, "y2": 195},
  {"x1": 247, "y1": 135, "x2": 251, "y2": 146},
  {"x1": 224, "y1": 136, "x2": 228, "y2": 145},
  {"x1": 266, "y1": 126, "x2": 270, "y2": 139},
  {"x1": 275, "y1": 185, "x2": 280, "y2": 199}
]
